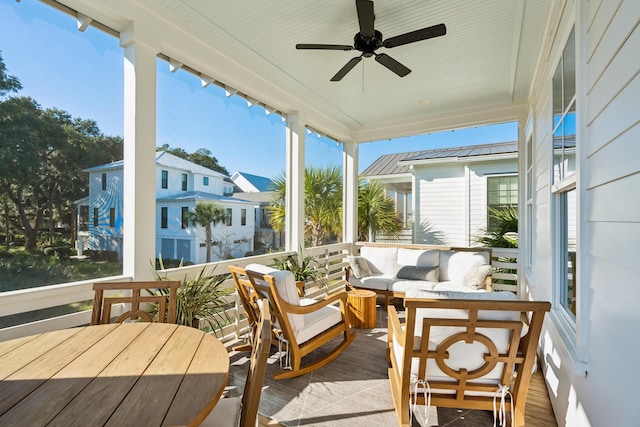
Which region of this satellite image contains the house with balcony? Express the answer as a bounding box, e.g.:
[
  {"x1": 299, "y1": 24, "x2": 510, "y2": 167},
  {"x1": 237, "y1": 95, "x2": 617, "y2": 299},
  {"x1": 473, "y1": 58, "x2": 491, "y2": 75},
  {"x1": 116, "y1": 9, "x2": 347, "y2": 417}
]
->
[
  {"x1": 2, "y1": 1, "x2": 639, "y2": 426},
  {"x1": 77, "y1": 151, "x2": 256, "y2": 263}
]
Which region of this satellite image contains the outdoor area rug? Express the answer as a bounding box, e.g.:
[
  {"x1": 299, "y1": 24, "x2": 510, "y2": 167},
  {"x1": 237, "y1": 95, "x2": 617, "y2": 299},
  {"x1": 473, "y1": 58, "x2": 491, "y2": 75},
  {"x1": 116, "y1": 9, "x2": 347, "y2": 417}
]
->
[{"x1": 225, "y1": 304, "x2": 496, "y2": 427}]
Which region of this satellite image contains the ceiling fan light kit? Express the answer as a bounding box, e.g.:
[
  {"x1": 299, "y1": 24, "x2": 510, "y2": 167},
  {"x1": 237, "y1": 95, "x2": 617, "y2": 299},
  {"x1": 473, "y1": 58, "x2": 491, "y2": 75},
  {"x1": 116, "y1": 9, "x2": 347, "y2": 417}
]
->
[{"x1": 296, "y1": 0, "x2": 446, "y2": 81}]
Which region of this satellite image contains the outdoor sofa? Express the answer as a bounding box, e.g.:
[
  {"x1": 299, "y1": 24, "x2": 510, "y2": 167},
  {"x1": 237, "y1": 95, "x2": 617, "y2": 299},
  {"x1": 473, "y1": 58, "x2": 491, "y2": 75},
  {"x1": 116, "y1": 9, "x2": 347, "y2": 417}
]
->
[{"x1": 346, "y1": 243, "x2": 494, "y2": 302}]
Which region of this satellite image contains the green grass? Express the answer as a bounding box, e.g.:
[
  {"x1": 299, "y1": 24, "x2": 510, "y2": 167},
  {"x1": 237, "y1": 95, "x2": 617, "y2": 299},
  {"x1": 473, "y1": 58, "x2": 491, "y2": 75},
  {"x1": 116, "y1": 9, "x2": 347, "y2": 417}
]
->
[{"x1": 0, "y1": 247, "x2": 122, "y2": 293}]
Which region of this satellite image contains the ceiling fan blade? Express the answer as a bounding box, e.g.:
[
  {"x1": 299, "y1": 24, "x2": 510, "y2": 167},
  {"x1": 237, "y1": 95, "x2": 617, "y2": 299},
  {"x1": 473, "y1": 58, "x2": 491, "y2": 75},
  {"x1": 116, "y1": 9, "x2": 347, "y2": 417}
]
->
[
  {"x1": 375, "y1": 53, "x2": 411, "y2": 77},
  {"x1": 356, "y1": 0, "x2": 375, "y2": 38},
  {"x1": 296, "y1": 44, "x2": 354, "y2": 51},
  {"x1": 383, "y1": 23, "x2": 447, "y2": 48},
  {"x1": 330, "y1": 56, "x2": 362, "y2": 81}
]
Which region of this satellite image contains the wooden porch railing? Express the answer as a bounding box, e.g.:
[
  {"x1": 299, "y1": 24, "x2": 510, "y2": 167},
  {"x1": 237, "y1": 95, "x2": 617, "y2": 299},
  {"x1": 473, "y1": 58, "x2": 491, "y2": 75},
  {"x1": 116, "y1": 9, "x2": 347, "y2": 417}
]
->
[{"x1": 0, "y1": 243, "x2": 519, "y2": 343}]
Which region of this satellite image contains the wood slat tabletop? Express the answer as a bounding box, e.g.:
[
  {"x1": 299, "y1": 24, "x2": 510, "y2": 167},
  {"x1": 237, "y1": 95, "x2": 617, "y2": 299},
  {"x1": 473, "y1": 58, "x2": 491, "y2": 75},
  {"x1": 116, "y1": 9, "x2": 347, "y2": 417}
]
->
[{"x1": 0, "y1": 323, "x2": 229, "y2": 427}]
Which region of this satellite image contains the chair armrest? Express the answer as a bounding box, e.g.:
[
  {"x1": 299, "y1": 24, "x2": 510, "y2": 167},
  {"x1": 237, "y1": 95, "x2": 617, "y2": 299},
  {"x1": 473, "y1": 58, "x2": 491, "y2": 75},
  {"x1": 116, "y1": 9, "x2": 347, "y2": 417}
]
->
[
  {"x1": 278, "y1": 290, "x2": 349, "y2": 315},
  {"x1": 345, "y1": 265, "x2": 351, "y2": 281},
  {"x1": 387, "y1": 305, "x2": 405, "y2": 348}
]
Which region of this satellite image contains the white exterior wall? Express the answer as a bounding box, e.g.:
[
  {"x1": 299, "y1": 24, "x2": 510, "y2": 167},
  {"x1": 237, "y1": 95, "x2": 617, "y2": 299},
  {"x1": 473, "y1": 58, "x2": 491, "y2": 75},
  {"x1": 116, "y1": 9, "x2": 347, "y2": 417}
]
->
[
  {"x1": 193, "y1": 173, "x2": 224, "y2": 194},
  {"x1": 413, "y1": 164, "x2": 465, "y2": 245},
  {"x1": 412, "y1": 159, "x2": 517, "y2": 246},
  {"x1": 527, "y1": 1, "x2": 640, "y2": 425},
  {"x1": 194, "y1": 201, "x2": 255, "y2": 261}
]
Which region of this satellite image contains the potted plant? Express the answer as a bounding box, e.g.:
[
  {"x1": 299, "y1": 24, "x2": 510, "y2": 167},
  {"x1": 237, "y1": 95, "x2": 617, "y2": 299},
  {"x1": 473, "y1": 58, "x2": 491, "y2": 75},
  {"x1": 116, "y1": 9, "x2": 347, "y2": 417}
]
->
[
  {"x1": 155, "y1": 258, "x2": 232, "y2": 330},
  {"x1": 273, "y1": 252, "x2": 327, "y2": 296}
]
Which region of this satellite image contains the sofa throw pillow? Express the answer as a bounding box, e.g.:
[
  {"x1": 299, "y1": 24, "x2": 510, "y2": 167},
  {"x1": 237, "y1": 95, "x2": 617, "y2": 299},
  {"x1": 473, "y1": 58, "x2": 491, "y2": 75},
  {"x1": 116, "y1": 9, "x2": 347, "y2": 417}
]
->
[
  {"x1": 463, "y1": 264, "x2": 493, "y2": 289},
  {"x1": 348, "y1": 256, "x2": 377, "y2": 279},
  {"x1": 396, "y1": 266, "x2": 439, "y2": 282}
]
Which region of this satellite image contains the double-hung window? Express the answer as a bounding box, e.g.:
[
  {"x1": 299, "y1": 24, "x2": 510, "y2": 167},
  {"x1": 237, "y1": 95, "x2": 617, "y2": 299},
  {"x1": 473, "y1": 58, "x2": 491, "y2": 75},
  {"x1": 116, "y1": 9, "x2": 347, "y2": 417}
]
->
[
  {"x1": 486, "y1": 175, "x2": 518, "y2": 231},
  {"x1": 161, "y1": 207, "x2": 168, "y2": 229},
  {"x1": 181, "y1": 207, "x2": 189, "y2": 229},
  {"x1": 226, "y1": 208, "x2": 232, "y2": 226},
  {"x1": 182, "y1": 174, "x2": 188, "y2": 191},
  {"x1": 552, "y1": 27, "x2": 577, "y2": 322},
  {"x1": 161, "y1": 170, "x2": 168, "y2": 189}
]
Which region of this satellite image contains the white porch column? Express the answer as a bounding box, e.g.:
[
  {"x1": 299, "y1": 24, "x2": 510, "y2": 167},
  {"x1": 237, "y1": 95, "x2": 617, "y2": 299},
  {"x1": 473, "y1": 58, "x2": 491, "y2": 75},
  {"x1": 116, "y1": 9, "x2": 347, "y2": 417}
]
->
[
  {"x1": 343, "y1": 140, "x2": 358, "y2": 244},
  {"x1": 121, "y1": 25, "x2": 159, "y2": 280},
  {"x1": 285, "y1": 113, "x2": 305, "y2": 251},
  {"x1": 402, "y1": 193, "x2": 409, "y2": 226}
]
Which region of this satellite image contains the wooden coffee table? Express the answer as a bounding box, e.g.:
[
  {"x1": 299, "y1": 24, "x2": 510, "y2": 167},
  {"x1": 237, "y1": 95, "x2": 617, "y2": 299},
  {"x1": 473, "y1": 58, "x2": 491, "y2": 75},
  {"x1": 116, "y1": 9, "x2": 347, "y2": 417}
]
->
[{"x1": 347, "y1": 288, "x2": 377, "y2": 328}]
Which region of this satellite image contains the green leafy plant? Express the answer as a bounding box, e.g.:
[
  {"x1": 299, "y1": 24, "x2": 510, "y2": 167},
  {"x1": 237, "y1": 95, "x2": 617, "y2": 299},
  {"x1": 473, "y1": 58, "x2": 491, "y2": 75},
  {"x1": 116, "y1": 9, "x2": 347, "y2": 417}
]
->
[
  {"x1": 273, "y1": 251, "x2": 327, "y2": 295},
  {"x1": 155, "y1": 256, "x2": 232, "y2": 330}
]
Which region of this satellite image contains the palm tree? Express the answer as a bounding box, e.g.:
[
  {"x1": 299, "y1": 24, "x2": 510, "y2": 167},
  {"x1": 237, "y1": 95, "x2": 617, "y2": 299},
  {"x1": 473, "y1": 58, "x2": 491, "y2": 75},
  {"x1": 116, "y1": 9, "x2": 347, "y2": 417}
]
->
[
  {"x1": 269, "y1": 168, "x2": 402, "y2": 245},
  {"x1": 269, "y1": 165, "x2": 342, "y2": 247},
  {"x1": 358, "y1": 180, "x2": 402, "y2": 241},
  {"x1": 188, "y1": 201, "x2": 227, "y2": 263},
  {"x1": 475, "y1": 206, "x2": 518, "y2": 248}
]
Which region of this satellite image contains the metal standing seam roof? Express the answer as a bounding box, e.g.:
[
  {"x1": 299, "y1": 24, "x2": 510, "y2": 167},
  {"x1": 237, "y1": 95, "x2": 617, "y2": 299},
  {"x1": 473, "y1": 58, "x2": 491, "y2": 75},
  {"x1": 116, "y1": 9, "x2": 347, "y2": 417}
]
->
[{"x1": 361, "y1": 141, "x2": 518, "y2": 177}]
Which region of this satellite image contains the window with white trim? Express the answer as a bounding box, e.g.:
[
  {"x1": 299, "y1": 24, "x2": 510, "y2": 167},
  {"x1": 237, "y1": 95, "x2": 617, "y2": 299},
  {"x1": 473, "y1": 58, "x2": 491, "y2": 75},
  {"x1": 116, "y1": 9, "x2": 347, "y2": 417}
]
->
[
  {"x1": 486, "y1": 175, "x2": 518, "y2": 231},
  {"x1": 525, "y1": 134, "x2": 534, "y2": 271},
  {"x1": 552, "y1": 27, "x2": 577, "y2": 320}
]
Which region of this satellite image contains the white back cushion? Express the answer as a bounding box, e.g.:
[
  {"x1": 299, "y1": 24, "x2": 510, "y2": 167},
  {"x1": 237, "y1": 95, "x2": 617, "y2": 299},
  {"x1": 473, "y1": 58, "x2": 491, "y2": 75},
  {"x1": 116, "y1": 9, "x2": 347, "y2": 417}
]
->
[
  {"x1": 246, "y1": 263, "x2": 304, "y2": 332},
  {"x1": 360, "y1": 246, "x2": 398, "y2": 277},
  {"x1": 397, "y1": 248, "x2": 440, "y2": 268},
  {"x1": 439, "y1": 251, "x2": 490, "y2": 282}
]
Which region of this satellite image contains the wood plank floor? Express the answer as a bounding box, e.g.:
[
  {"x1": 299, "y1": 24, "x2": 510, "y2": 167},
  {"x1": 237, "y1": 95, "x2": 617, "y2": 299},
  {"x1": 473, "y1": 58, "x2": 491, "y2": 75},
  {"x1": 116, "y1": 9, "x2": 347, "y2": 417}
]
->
[{"x1": 257, "y1": 368, "x2": 556, "y2": 427}]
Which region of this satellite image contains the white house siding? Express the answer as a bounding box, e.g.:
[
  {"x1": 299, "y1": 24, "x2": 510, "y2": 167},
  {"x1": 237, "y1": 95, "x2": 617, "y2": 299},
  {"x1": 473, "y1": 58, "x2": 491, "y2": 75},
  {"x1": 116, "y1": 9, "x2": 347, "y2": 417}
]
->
[
  {"x1": 82, "y1": 168, "x2": 124, "y2": 255},
  {"x1": 194, "y1": 200, "x2": 256, "y2": 262},
  {"x1": 468, "y1": 159, "x2": 518, "y2": 245},
  {"x1": 412, "y1": 160, "x2": 517, "y2": 246},
  {"x1": 527, "y1": 1, "x2": 640, "y2": 425},
  {"x1": 193, "y1": 173, "x2": 224, "y2": 194},
  {"x1": 413, "y1": 164, "x2": 466, "y2": 245}
]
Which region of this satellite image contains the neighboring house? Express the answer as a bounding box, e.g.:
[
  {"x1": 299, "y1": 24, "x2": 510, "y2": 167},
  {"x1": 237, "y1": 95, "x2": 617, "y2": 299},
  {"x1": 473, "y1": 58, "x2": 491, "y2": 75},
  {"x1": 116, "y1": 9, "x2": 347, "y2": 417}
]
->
[
  {"x1": 77, "y1": 151, "x2": 256, "y2": 263},
  {"x1": 229, "y1": 172, "x2": 282, "y2": 253},
  {"x1": 230, "y1": 171, "x2": 274, "y2": 193},
  {"x1": 362, "y1": 141, "x2": 520, "y2": 246}
]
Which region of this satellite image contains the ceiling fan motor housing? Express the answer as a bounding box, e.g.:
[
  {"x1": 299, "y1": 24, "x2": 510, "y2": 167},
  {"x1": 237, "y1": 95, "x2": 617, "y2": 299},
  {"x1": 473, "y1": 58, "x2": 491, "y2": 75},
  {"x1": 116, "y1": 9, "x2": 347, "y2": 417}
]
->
[{"x1": 354, "y1": 30, "x2": 383, "y2": 57}]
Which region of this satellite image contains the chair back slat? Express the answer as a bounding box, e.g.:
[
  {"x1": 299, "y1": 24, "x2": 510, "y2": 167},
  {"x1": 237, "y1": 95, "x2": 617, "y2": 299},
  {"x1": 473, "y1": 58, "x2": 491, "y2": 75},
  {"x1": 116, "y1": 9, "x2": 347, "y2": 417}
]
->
[{"x1": 91, "y1": 281, "x2": 180, "y2": 325}]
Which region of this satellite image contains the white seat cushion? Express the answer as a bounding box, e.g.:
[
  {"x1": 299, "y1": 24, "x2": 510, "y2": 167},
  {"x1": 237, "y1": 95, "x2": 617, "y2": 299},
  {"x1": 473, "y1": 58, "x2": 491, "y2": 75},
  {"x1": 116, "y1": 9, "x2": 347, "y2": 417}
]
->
[
  {"x1": 352, "y1": 275, "x2": 393, "y2": 291},
  {"x1": 295, "y1": 301, "x2": 343, "y2": 344},
  {"x1": 200, "y1": 396, "x2": 241, "y2": 427},
  {"x1": 389, "y1": 280, "x2": 437, "y2": 293}
]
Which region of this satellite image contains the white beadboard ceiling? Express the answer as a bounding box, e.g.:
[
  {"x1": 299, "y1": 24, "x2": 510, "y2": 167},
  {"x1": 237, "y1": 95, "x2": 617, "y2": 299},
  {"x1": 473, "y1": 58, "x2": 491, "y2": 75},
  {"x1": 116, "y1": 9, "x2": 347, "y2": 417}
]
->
[{"x1": 61, "y1": 0, "x2": 551, "y2": 142}]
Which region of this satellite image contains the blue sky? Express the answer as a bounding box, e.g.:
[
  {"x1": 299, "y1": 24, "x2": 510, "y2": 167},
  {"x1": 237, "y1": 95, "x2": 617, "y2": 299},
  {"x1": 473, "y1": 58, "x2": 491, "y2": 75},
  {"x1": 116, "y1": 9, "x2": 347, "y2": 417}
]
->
[{"x1": 1, "y1": 0, "x2": 516, "y2": 178}]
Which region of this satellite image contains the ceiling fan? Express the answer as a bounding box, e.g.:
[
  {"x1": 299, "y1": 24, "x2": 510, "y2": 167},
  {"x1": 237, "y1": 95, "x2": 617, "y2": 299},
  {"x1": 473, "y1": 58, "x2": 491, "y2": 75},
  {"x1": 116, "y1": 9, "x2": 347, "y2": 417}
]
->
[{"x1": 296, "y1": 0, "x2": 446, "y2": 81}]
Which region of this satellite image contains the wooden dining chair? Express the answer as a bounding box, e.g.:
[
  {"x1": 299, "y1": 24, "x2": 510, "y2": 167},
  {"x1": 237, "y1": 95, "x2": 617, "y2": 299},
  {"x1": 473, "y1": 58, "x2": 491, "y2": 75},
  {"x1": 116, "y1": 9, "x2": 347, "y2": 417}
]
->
[
  {"x1": 91, "y1": 281, "x2": 180, "y2": 325},
  {"x1": 201, "y1": 300, "x2": 272, "y2": 427}
]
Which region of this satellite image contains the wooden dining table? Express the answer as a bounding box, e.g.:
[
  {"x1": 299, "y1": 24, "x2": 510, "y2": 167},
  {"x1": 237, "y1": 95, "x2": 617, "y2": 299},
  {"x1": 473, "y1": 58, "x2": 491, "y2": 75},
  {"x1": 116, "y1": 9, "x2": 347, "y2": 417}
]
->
[{"x1": 0, "y1": 322, "x2": 229, "y2": 426}]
